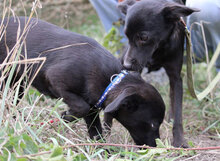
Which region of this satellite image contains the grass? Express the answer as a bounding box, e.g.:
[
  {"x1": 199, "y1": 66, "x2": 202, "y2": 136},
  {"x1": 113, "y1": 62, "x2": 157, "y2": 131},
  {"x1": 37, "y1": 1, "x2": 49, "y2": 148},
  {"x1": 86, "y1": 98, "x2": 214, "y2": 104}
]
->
[
  {"x1": 70, "y1": 13, "x2": 105, "y2": 43},
  {"x1": 0, "y1": 1, "x2": 220, "y2": 160}
]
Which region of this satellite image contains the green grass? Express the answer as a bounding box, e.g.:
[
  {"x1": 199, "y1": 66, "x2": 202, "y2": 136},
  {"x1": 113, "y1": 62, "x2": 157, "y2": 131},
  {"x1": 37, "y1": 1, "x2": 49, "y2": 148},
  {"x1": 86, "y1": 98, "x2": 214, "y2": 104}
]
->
[
  {"x1": 70, "y1": 14, "x2": 105, "y2": 44},
  {"x1": 0, "y1": 1, "x2": 220, "y2": 160},
  {"x1": 70, "y1": 13, "x2": 105, "y2": 43}
]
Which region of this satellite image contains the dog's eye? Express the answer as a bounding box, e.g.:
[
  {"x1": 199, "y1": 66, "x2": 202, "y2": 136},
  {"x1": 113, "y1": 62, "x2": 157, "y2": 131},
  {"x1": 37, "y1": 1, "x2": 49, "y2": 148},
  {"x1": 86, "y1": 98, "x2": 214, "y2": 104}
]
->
[
  {"x1": 136, "y1": 33, "x2": 148, "y2": 45},
  {"x1": 140, "y1": 35, "x2": 148, "y2": 41}
]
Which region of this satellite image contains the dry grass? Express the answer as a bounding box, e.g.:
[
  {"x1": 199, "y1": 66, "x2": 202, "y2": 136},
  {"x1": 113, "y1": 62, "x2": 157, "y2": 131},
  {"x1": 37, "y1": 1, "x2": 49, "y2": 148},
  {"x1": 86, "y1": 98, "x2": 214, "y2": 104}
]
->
[{"x1": 0, "y1": 0, "x2": 94, "y2": 28}]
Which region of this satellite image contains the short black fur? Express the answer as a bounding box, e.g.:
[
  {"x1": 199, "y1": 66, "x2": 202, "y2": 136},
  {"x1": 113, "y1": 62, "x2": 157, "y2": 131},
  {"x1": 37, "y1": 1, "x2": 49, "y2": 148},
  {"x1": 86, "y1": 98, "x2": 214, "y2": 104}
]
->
[
  {"x1": 0, "y1": 17, "x2": 165, "y2": 147},
  {"x1": 118, "y1": 0, "x2": 198, "y2": 147}
]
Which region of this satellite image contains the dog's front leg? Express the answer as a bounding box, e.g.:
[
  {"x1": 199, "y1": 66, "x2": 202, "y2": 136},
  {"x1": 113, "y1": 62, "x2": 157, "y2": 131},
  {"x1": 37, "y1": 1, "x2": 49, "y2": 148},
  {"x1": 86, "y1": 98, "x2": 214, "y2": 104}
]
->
[
  {"x1": 59, "y1": 91, "x2": 90, "y2": 122},
  {"x1": 46, "y1": 70, "x2": 90, "y2": 121},
  {"x1": 84, "y1": 108, "x2": 103, "y2": 140},
  {"x1": 170, "y1": 75, "x2": 186, "y2": 147},
  {"x1": 164, "y1": 65, "x2": 186, "y2": 147}
]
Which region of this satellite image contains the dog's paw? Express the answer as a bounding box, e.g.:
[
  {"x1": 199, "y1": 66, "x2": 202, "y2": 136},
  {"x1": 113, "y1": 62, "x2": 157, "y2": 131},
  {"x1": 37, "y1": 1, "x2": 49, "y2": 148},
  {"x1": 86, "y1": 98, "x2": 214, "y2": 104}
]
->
[
  {"x1": 173, "y1": 140, "x2": 188, "y2": 148},
  {"x1": 61, "y1": 111, "x2": 77, "y2": 123}
]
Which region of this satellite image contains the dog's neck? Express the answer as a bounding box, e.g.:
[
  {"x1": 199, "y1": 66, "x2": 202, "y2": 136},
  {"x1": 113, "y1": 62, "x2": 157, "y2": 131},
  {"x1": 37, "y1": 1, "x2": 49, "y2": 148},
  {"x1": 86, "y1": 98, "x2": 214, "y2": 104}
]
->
[
  {"x1": 102, "y1": 72, "x2": 144, "y2": 108},
  {"x1": 94, "y1": 70, "x2": 129, "y2": 108},
  {"x1": 158, "y1": 20, "x2": 185, "y2": 57}
]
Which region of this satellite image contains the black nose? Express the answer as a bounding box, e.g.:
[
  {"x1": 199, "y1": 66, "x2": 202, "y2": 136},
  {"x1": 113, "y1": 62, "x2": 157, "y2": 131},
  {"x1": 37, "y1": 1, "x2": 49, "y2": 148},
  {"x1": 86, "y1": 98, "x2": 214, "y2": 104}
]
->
[
  {"x1": 123, "y1": 61, "x2": 132, "y2": 70},
  {"x1": 123, "y1": 59, "x2": 137, "y2": 70},
  {"x1": 135, "y1": 140, "x2": 157, "y2": 147}
]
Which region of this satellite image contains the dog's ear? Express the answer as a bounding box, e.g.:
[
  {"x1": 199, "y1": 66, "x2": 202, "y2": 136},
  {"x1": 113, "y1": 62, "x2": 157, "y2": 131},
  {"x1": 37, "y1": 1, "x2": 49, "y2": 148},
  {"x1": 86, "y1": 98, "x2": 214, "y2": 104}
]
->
[
  {"x1": 104, "y1": 89, "x2": 138, "y2": 113},
  {"x1": 162, "y1": 3, "x2": 199, "y2": 21},
  {"x1": 118, "y1": 0, "x2": 137, "y2": 15}
]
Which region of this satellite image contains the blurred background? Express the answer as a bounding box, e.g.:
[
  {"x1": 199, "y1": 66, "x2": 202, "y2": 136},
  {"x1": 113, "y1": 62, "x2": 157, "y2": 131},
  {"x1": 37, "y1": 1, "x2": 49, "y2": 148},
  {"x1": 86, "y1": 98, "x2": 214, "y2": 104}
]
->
[{"x1": 1, "y1": 0, "x2": 105, "y2": 41}]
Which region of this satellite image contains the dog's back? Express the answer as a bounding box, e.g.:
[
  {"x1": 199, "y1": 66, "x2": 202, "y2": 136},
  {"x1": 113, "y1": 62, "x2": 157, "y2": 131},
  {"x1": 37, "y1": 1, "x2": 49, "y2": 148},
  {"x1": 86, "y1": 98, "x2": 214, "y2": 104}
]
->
[{"x1": 0, "y1": 17, "x2": 122, "y2": 97}]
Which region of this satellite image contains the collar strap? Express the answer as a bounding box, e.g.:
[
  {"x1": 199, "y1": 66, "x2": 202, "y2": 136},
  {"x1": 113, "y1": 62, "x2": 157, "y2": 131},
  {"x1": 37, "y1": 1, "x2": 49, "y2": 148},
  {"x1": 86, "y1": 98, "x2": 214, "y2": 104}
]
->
[{"x1": 95, "y1": 70, "x2": 129, "y2": 108}]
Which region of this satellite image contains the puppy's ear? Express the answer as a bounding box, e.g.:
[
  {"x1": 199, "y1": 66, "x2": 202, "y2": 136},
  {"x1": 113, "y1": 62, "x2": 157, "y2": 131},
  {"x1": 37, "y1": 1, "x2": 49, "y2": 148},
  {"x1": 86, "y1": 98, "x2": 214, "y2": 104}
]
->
[
  {"x1": 162, "y1": 3, "x2": 199, "y2": 21},
  {"x1": 118, "y1": 0, "x2": 136, "y2": 15},
  {"x1": 104, "y1": 89, "x2": 137, "y2": 113}
]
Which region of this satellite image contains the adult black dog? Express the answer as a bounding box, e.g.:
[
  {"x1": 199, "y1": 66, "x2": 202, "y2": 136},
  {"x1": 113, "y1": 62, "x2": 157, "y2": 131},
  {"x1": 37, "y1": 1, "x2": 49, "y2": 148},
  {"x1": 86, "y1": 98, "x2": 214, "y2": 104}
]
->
[
  {"x1": 0, "y1": 17, "x2": 165, "y2": 146},
  {"x1": 118, "y1": 0, "x2": 198, "y2": 147}
]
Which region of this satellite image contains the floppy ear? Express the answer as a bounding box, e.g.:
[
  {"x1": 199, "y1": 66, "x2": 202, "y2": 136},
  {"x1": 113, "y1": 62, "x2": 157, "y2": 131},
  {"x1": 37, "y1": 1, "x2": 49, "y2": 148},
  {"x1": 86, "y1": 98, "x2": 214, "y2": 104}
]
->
[
  {"x1": 104, "y1": 89, "x2": 137, "y2": 113},
  {"x1": 118, "y1": 0, "x2": 137, "y2": 15},
  {"x1": 162, "y1": 3, "x2": 199, "y2": 21}
]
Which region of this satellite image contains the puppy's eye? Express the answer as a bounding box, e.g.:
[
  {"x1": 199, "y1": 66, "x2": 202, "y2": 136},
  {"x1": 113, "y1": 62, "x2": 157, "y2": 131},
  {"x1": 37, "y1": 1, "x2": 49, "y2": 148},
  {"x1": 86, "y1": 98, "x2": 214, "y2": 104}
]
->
[
  {"x1": 136, "y1": 33, "x2": 148, "y2": 45},
  {"x1": 139, "y1": 35, "x2": 148, "y2": 41}
]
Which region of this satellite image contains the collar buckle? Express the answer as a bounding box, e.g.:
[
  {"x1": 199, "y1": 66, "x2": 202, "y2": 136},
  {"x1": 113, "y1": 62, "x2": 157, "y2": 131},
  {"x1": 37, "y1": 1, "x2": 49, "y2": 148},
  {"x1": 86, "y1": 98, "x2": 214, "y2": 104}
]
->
[{"x1": 95, "y1": 70, "x2": 128, "y2": 108}]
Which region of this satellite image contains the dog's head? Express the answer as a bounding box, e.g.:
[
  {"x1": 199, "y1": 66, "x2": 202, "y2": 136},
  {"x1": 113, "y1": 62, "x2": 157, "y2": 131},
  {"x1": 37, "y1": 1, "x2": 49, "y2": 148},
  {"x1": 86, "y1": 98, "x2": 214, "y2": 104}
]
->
[
  {"x1": 118, "y1": 0, "x2": 198, "y2": 72},
  {"x1": 104, "y1": 74, "x2": 165, "y2": 146}
]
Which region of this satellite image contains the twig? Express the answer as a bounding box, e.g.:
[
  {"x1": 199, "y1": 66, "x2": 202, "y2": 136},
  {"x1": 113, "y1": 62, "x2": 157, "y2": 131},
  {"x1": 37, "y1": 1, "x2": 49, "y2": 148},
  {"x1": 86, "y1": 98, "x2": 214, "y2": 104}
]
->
[
  {"x1": 18, "y1": 150, "x2": 52, "y2": 158},
  {"x1": 40, "y1": 43, "x2": 88, "y2": 54},
  {"x1": 201, "y1": 151, "x2": 220, "y2": 155},
  {"x1": 182, "y1": 154, "x2": 201, "y2": 161},
  {"x1": 17, "y1": 143, "x2": 220, "y2": 158},
  {"x1": 200, "y1": 21, "x2": 214, "y2": 99}
]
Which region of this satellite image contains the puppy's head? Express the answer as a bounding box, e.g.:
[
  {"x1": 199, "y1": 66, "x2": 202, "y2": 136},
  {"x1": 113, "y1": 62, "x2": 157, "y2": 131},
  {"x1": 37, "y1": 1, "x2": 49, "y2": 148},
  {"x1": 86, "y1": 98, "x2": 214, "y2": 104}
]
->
[
  {"x1": 118, "y1": 0, "x2": 198, "y2": 72},
  {"x1": 104, "y1": 74, "x2": 165, "y2": 146}
]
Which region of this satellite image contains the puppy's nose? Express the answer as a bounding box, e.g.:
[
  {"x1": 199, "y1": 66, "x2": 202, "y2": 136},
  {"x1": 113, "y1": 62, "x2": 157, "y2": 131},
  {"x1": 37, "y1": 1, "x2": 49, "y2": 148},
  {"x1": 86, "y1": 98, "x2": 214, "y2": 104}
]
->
[{"x1": 123, "y1": 60, "x2": 132, "y2": 70}]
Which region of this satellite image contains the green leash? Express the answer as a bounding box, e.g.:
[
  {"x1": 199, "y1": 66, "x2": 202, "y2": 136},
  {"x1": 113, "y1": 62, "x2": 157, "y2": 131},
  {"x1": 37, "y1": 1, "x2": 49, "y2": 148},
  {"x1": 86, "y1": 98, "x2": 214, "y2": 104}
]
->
[
  {"x1": 185, "y1": 26, "x2": 198, "y2": 99},
  {"x1": 184, "y1": 19, "x2": 220, "y2": 100}
]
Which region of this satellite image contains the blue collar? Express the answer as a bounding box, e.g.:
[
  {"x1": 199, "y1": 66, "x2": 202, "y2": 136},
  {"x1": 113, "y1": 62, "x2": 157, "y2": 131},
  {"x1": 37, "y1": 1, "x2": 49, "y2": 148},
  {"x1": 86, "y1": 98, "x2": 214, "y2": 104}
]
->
[{"x1": 95, "y1": 70, "x2": 129, "y2": 108}]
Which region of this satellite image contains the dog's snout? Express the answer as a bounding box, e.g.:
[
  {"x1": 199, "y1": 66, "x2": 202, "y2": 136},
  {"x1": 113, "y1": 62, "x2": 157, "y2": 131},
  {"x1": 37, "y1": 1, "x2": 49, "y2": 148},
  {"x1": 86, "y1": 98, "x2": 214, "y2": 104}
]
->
[
  {"x1": 123, "y1": 58, "x2": 143, "y2": 72},
  {"x1": 123, "y1": 57, "x2": 137, "y2": 69},
  {"x1": 123, "y1": 59, "x2": 132, "y2": 70}
]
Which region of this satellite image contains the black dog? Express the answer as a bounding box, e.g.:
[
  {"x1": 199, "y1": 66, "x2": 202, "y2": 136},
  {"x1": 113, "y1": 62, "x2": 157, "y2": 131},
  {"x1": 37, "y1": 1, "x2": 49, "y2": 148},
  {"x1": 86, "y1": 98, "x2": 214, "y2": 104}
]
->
[
  {"x1": 0, "y1": 17, "x2": 165, "y2": 146},
  {"x1": 118, "y1": 0, "x2": 198, "y2": 147}
]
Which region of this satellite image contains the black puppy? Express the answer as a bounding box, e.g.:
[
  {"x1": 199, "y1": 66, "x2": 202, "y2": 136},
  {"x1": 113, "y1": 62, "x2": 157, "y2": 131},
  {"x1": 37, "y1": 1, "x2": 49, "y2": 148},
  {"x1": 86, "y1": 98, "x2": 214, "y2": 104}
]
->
[
  {"x1": 0, "y1": 17, "x2": 165, "y2": 146},
  {"x1": 118, "y1": 0, "x2": 198, "y2": 147}
]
